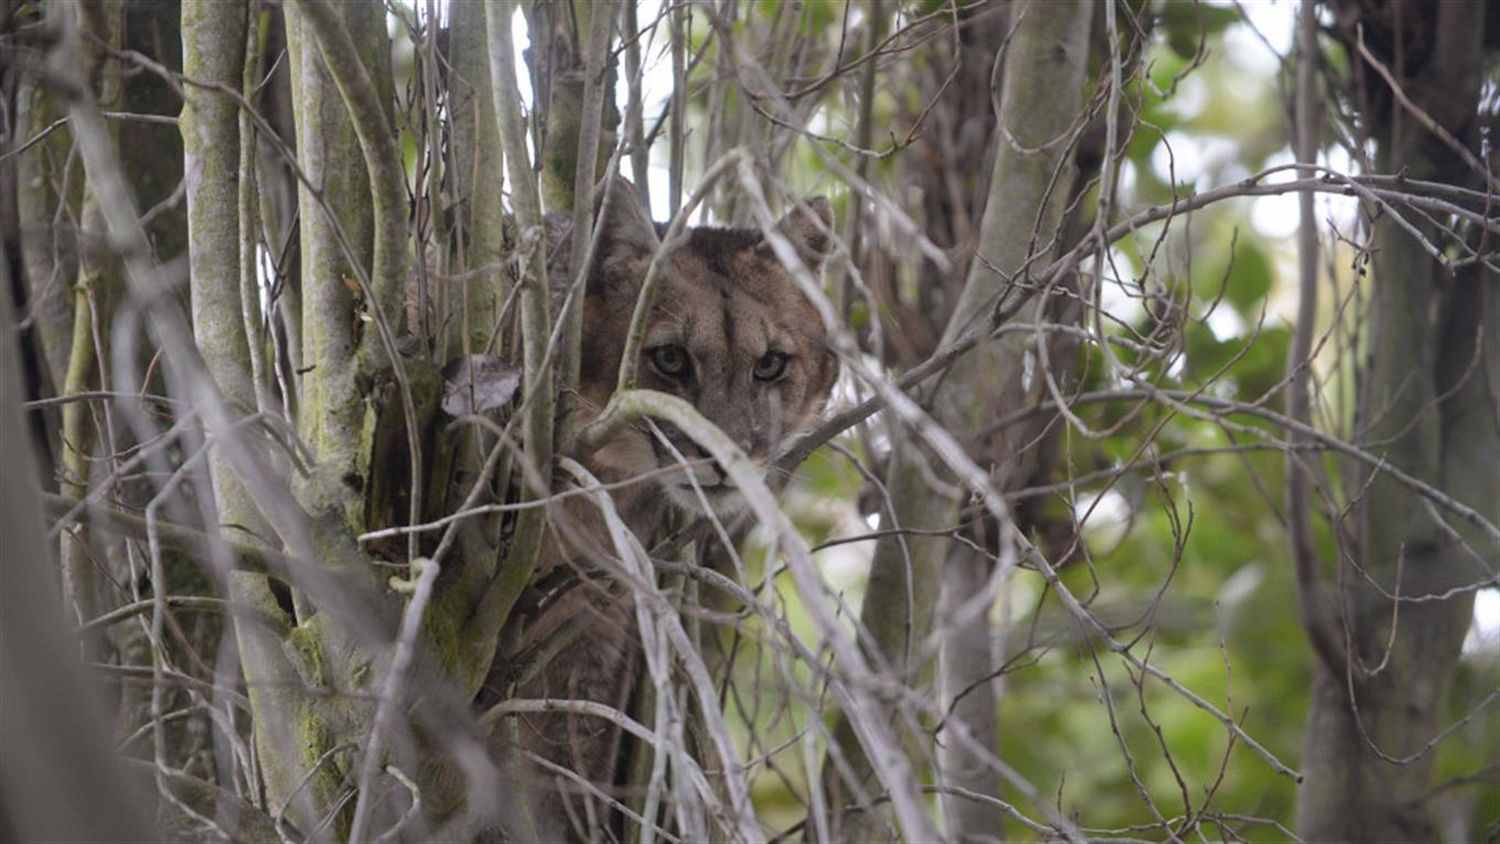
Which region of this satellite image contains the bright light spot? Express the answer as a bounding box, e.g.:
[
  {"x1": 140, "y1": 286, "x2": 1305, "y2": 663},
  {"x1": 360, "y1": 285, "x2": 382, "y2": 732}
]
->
[
  {"x1": 1204, "y1": 304, "x2": 1246, "y2": 340},
  {"x1": 812, "y1": 501, "x2": 876, "y2": 590},
  {"x1": 256, "y1": 242, "x2": 274, "y2": 310},
  {"x1": 413, "y1": 0, "x2": 448, "y2": 28},
  {"x1": 510, "y1": 8, "x2": 533, "y2": 109},
  {"x1": 832, "y1": 356, "x2": 892, "y2": 459},
  {"x1": 1462, "y1": 587, "x2": 1500, "y2": 657},
  {"x1": 1251, "y1": 193, "x2": 1302, "y2": 238},
  {"x1": 1316, "y1": 145, "x2": 1362, "y2": 230},
  {"x1": 646, "y1": 168, "x2": 673, "y2": 220},
  {"x1": 808, "y1": 107, "x2": 832, "y2": 137},
  {"x1": 1118, "y1": 160, "x2": 1138, "y2": 199},
  {"x1": 1262, "y1": 147, "x2": 1297, "y2": 181},
  {"x1": 1151, "y1": 131, "x2": 1203, "y2": 187},
  {"x1": 1214, "y1": 0, "x2": 1293, "y2": 76},
  {"x1": 615, "y1": 0, "x2": 672, "y2": 114},
  {"x1": 1162, "y1": 75, "x2": 1208, "y2": 120},
  {"x1": 612, "y1": 0, "x2": 680, "y2": 219},
  {"x1": 1151, "y1": 133, "x2": 1243, "y2": 191},
  {"x1": 1323, "y1": 143, "x2": 1355, "y2": 176},
  {"x1": 1251, "y1": 152, "x2": 1302, "y2": 238},
  {"x1": 1098, "y1": 249, "x2": 1145, "y2": 328},
  {"x1": 1074, "y1": 490, "x2": 1131, "y2": 549},
  {"x1": 1200, "y1": 137, "x2": 1242, "y2": 186}
]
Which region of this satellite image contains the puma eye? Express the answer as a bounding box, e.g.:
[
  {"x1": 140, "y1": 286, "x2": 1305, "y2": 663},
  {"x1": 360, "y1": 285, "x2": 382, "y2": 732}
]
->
[
  {"x1": 650, "y1": 344, "x2": 691, "y2": 378},
  {"x1": 754, "y1": 351, "x2": 789, "y2": 382}
]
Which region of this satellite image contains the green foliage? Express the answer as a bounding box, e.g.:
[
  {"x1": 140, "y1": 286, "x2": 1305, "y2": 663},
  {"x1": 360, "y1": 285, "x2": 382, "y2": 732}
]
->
[
  {"x1": 739, "y1": 4, "x2": 1495, "y2": 838},
  {"x1": 1158, "y1": 2, "x2": 1240, "y2": 61},
  {"x1": 1214, "y1": 239, "x2": 1273, "y2": 312}
]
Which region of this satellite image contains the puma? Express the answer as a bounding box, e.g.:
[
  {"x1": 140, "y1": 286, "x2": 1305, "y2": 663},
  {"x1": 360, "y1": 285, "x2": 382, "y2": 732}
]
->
[{"x1": 483, "y1": 178, "x2": 838, "y2": 841}]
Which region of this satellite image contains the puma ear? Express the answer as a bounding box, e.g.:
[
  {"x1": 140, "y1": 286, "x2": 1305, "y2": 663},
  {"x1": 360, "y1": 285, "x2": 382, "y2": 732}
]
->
[
  {"x1": 595, "y1": 176, "x2": 660, "y2": 265},
  {"x1": 770, "y1": 196, "x2": 835, "y2": 268}
]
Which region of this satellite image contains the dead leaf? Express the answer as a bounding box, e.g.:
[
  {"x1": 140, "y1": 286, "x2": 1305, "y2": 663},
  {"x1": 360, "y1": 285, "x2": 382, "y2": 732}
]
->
[{"x1": 441, "y1": 354, "x2": 521, "y2": 417}]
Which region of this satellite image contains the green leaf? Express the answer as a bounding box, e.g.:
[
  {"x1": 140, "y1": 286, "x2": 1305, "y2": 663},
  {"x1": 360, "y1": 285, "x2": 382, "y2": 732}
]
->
[
  {"x1": 1185, "y1": 321, "x2": 1238, "y2": 379},
  {"x1": 1158, "y1": 2, "x2": 1241, "y2": 60},
  {"x1": 1225, "y1": 241, "x2": 1273, "y2": 311},
  {"x1": 1232, "y1": 326, "x2": 1291, "y2": 402},
  {"x1": 1196, "y1": 237, "x2": 1272, "y2": 312}
]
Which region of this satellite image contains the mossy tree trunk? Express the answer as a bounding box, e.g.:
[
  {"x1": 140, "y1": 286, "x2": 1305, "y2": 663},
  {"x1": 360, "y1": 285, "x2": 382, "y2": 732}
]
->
[
  {"x1": 181, "y1": 0, "x2": 430, "y2": 833},
  {"x1": 181, "y1": 0, "x2": 336, "y2": 829},
  {"x1": 56, "y1": 0, "x2": 125, "y2": 660},
  {"x1": 520, "y1": 0, "x2": 618, "y2": 216}
]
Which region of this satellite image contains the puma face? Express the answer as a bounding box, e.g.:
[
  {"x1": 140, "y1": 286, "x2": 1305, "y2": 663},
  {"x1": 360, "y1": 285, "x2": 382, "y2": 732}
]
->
[{"x1": 573, "y1": 180, "x2": 839, "y2": 518}]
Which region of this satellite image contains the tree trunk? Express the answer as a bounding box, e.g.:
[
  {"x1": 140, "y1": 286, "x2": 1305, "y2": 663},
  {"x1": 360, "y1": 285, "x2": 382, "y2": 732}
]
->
[
  {"x1": 55, "y1": 0, "x2": 124, "y2": 660},
  {"x1": 182, "y1": 0, "x2": 325, "y2": 829},
  {"x1": 1297, "y1": 2, "x2": 1496, "y2": 839},
  {"x1": 822, "y1": 2, "x2": 1094, "y2": 839}
]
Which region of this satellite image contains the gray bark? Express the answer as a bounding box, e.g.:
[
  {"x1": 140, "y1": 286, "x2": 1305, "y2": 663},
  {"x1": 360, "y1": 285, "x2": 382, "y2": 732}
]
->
[
  {"x1": 938, "y1": 543, "x2": 1007, "y2": 841},
  {"x1": 12, "y1": 74, "x2": 78, "y2": 398},
  {"x1": 55, "y1": 0, "x2": 124, "y2": 662},
  {"x1": 823, "y1": 2, "x2": 1094, "y2": 840},
  {"x1": 1296, "y1": 2, "x2": 1497, "y2": 839}
]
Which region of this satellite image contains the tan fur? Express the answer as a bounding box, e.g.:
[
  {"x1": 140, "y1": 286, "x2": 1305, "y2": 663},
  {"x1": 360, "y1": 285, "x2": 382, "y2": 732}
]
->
[{"x1": 488, "y1": 179, "x2": 837, "y2": 841}]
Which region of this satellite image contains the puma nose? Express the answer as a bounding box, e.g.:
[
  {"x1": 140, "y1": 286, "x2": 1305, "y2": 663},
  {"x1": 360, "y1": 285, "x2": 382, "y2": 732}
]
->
[{"x1": 675, "y1": 440, "x2": 725, "y2": 485}]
